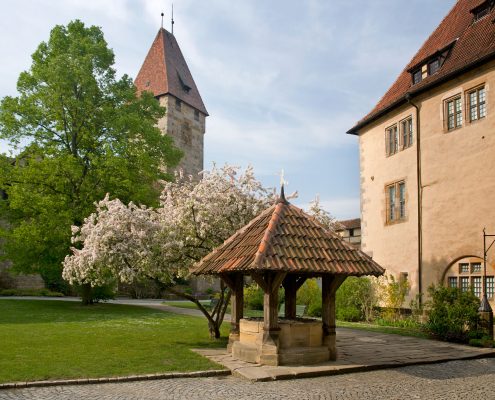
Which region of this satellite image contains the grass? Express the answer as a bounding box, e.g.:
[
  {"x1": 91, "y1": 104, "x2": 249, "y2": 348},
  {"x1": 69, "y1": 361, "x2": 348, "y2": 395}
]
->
[
  {"x1": 0, "y1": 299, "x2": 229, "y2": 384},
  {"x1": 337, "y1": 320, "x2": 428, "y2": 339}
]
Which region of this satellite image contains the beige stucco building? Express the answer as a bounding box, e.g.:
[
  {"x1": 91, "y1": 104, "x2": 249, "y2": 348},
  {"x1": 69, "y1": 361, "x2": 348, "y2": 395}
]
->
[{"x1": 348, "y1": 0, "x2": 495, "y2": 306}]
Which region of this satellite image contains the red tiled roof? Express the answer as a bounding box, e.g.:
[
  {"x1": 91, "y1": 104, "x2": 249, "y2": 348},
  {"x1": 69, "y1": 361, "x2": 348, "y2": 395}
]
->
[
  {"x1": 337, "y1": 218, "x2": 361, "y2": 231},
  {"x1": 135, "y1": 28, "x2": 208, "y2": 115},
  {"x1": 348, "y1": 0, "x2": 495, "y2": 134},
  {"x1": 191, "y1": 199, "x2": 384, "y2": 277}
]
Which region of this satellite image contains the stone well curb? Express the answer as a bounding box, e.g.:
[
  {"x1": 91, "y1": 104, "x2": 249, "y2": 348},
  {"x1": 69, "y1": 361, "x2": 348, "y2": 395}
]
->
[{"x1": 0, "y1": 370, "x2": 231, "y2": 390}]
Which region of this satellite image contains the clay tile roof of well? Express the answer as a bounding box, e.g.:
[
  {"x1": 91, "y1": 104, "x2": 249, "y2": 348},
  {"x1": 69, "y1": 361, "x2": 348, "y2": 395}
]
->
[
  {"x1": 348, "y1": 0, "x2": 495, "y2": 134},
  {"x1": 134, "y1": 28, "x2": 208, "y2": 116},
  {"x1": 191, "y1": 198, "x2": 384, "y2": 277},
  {"x1": 337, "y1": 218, "x2": 361, "y2": 231}
]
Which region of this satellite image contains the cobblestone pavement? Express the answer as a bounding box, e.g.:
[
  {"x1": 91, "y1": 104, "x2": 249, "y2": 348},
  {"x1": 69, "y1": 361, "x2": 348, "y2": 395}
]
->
[{"x1": 2, "y1": 359, "x2": 495, "y2": 400}]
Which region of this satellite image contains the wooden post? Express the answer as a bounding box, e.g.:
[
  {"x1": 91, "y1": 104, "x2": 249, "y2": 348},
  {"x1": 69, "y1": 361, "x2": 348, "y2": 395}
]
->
[
  {"x1": 322, "y1": 275, "x2": 346, "y2": 361},
  {"x1": 220, "y1": 273, "x2": 244, "y2": 352},
  {"x1": 264, "y1": 272, "x2": 280, "y2": 331}
]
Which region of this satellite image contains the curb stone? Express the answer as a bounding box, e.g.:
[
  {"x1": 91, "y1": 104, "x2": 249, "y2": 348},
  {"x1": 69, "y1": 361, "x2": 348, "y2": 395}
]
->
[{"x1": 0, "y1": 370, "x2": 231, "y2": 390}]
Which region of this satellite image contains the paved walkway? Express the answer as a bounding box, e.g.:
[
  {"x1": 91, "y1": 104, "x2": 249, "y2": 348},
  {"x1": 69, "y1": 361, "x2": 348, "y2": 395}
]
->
[
  {"x1": 2, "y1": 359, "x2": 495, "y2": 399},
  {"x1": 196, "y1": 327, "x2": 495, "y2": 381}
]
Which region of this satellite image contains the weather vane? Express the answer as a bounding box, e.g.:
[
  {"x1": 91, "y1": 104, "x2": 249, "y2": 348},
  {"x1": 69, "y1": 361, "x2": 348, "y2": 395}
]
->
[
  {"x1": 279, "y1": 169, "x2": 288, "y2": 188},
  {"x1": 161, "y1": 12, "x2": 164, "y2": 29}
]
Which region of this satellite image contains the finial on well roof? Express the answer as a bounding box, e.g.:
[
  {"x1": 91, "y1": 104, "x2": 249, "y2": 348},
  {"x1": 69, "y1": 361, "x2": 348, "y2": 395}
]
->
[{"x1": 278, "y1": 169, "x2": 289, "y2": 204}]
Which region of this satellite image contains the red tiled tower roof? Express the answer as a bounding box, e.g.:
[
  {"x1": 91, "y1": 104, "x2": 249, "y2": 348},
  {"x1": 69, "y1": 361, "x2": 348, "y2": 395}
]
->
[
  {"x1": 135, "y1": 28, "x2": 208, "y2": 116},
  {"x1": 191, "y1": 197, "x2": 384, "y2": 277},
  {"x1": 348, "y1": 0, "x2": 495, "y2": 134}
]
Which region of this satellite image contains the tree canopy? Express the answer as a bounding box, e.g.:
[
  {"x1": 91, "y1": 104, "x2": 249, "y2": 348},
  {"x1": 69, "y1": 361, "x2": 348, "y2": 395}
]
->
[
  {"x1": 0, "y1": 20, "x2": 182, "y2": 289},
  {"x1": 62, "y1": 164, "x2": 339, "y2": 336}
]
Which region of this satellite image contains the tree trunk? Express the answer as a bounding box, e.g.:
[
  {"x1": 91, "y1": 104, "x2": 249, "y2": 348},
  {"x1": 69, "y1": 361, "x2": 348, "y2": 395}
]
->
[{"x1": 80, "y1": 283, "x2": 93, "y2": 305}]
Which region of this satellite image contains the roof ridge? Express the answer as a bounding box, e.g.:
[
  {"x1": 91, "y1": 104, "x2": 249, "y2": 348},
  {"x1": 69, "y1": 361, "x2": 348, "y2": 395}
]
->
[{"x1": 252, "y1": 202, "x2": 287, "y2": 269}]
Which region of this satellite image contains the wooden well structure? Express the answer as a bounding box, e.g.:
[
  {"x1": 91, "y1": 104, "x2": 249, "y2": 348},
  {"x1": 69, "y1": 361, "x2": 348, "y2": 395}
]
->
[{"x1": 192, "y1": 190, "x2": 385, "y2": 366}]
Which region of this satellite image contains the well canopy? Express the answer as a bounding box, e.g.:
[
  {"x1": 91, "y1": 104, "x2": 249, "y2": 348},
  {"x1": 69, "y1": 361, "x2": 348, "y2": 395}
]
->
[{"x1": 191, "y1": 197, "x2": 385, "y2": 277}]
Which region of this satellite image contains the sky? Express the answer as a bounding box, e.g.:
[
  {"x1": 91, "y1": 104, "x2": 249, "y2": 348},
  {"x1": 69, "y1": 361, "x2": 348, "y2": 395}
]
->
[{"x1": 0, "y1": 0, "x2": 457, "y2": 219}]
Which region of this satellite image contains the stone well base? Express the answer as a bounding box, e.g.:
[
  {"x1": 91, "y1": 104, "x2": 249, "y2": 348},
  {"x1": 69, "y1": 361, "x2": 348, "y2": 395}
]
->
[{"x1": 232, "y1": 318, "x2": 329, "y2": 366}]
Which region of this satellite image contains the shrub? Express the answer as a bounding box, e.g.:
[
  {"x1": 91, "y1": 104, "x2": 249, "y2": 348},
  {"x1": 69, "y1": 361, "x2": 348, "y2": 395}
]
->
[
  {"x1": 297, "y1": 279, "x2": 321, "y2": 317},
  {"x1": 244, "y1": 283, "x2": 284, "y2": 311},
  {"x1": 244, "y1": 283, "x2": 264, "y2": 310},
  {"x1": 0, "y1": 288, "x2": 64, "y2": 297},
  {"x1": 336, "y1": 277, "x2": 379, "y2": 322},
  {"x1": 424, "y1": 285, "x2": 481, "y2": 343}
]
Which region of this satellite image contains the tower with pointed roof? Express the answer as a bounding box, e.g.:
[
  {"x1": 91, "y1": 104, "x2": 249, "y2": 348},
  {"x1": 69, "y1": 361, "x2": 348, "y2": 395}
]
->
[
  {"x1": 348, "y1": 0, "x2": 495, "y2": 308},
  {"x1": 135, "y1": 28, "x2": 208, "y2": 177}
]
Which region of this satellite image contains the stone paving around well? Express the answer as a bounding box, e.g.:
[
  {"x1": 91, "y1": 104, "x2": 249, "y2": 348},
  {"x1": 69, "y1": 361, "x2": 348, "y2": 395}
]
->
[
  {"x1": 2, "y1": 359, "x2": 495, "y2": 400},
  {"x1": 196, "y1": 327, "x2": 495, "y2": 381}
]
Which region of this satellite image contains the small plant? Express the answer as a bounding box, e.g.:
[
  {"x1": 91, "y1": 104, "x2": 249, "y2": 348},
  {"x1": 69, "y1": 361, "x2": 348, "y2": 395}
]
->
[
  {"x1": 379, "y1": 274, "x2": 410, "y2": 321},
  {"x1": 244, "y1": 283, "x2": 264, "y2": 310}
]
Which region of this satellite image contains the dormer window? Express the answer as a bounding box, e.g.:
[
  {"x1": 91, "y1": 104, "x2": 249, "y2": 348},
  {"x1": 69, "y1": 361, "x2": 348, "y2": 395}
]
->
[
  {"x1": 472, "y1": 1, "x2": 493, "y2": 22},
  {"x1": 428, "y1": 58, "x2": 440, "y2": 75},
  {"x1": 412, "y1": 69, "x2": 422, "y2": 84}
]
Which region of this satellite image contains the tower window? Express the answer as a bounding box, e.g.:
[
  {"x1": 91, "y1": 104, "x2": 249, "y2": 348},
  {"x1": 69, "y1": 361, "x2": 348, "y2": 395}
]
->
[
  {"x1": 194, "y1": 110, "x2": 200, "y2": 121},
  {"x1": 175, "y1": 98, "x2": 181, "y2": 111}
]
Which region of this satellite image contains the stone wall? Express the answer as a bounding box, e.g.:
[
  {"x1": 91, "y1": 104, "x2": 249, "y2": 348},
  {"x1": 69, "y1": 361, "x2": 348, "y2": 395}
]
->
[{"x1": 157, "y1": 95, "x2": 205, "y2": 178}]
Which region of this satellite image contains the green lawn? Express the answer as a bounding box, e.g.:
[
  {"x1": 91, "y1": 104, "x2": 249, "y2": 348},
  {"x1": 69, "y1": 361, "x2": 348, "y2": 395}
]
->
[
  {"x1": 0, "y1": 300, "x2": 229, "y2": 384},
  {"x1": 337, "y1": 320, "x2": 428, "y2": 338}
]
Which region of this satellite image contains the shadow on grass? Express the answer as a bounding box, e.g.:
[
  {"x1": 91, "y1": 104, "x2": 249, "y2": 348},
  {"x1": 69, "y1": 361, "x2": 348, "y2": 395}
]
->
[{"x1": 0, "y1": 299, "x2": 181, "y2": 324}]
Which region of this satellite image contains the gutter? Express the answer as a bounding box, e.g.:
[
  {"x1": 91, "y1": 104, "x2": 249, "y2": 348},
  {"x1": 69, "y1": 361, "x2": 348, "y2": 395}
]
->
[{"x1": 405, "y1": 94, "x2": 423, "y2": 305}]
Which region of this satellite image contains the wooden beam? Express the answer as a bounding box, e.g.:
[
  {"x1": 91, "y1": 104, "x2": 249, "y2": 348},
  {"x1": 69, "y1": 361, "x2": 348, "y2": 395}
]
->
[
  {"x1": 251, "y1": 272, "x2": 268, "y2": 292},
  {"x1": 219, "y1": 273, "x2": 235, "y2": 291},
  {"x1": 263, "y1": 272, "x2": 285, "y2": 330},
  {"x1": 295, "y1": 276, "x2": 308, "y2": 291}
]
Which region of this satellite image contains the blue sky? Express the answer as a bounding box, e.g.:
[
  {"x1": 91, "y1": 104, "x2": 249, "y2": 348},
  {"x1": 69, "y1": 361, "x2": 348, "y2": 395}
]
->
[{"x1": 0, "y1": 0, "x2": 456, "y2": 219}]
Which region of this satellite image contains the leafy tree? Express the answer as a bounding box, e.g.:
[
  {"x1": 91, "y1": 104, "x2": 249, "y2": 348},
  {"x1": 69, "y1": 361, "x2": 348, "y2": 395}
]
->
[
  {"x1": 336, "y1": 277, "x2": 379, "y2": 322},
  {"x1": 0, "y1": 20, "x2": 182, "y2": 290},
  {"x1": 62, "y1": 165, "x2": 336, "y2": 337}
]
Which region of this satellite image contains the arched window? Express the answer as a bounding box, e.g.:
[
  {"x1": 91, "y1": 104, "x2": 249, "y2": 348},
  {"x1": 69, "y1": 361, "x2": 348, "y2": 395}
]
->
[{"x1": 444, "y1": 256, "x2": 494, "y2": 299}]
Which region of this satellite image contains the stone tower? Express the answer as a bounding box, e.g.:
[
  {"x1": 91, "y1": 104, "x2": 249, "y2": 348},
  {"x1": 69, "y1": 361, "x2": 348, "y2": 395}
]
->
[{"x1": 135, "y1": 28, "x2": 208, "y2": 177}]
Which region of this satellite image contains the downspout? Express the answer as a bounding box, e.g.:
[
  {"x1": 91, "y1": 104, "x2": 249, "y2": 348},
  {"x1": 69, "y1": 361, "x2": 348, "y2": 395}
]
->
[{"x1": 405, "y1": 93, "x2": 422, "y2": 305}]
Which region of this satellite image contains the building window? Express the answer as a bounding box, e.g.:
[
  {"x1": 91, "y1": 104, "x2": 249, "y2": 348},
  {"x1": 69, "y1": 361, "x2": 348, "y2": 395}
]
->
[
  {"x1": 175, "y1": 98, "x2": 182, "y2": 111},
  {"x1": 445, "y1": 96, "x2": 462, "y2": 130},
  {"x1": 194, "y1": 110, "x2": 200, "y2": 121},
  {"x1": 428, "y1": 58, "x2": 440, "y2": 75},
  {"x1": 400, "y1": 117, "x2": 413, "y2": 148},
  {"x1": 460, "y1": 277, "x2": 470, "y2": 292},
  {"x1": 472, "y1": 1, "x2": 493, "y2": 22},
  {"x1": 472, "y1": 276, "x2": 482, "y2": 298},
  {"x1": 468, "y1": 86, "x2": 486, "y2": 122},
  {"x1": 412, "y1": 69, "x2": 422, "y2": 85},
  {"x1": 471, "y1": 263, "x2": 482, "y2": 273},
  {"x1": 487, "y1": 276, "x2": 494, "y2": 299},
  {"x1": 459, "y1": 263, "x2": 470, "y2": 273},
  {"x1": 386, "y1": 125, "x2": 399, "y2": 156},
  {"x1": 448, "y1": 277, "x2": 458, "y2": 288},
  {"x1": 386, "y1": 181, "x2": 406, "y2": 223}
]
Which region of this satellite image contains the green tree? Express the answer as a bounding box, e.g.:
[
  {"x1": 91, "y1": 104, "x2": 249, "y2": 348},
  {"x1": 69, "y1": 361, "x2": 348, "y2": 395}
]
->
[{"x1": 0, "y1": 20, "x2": 182, "y2": 290}]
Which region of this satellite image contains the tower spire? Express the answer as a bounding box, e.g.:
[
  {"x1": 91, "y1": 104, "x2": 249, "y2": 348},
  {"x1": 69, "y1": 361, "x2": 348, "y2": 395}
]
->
[{"x1": 171, "y1": 4, "x2": 175, "y2": 35}]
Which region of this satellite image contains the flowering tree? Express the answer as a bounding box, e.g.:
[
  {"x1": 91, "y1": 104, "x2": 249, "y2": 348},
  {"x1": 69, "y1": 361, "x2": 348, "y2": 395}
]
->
[{"x1": 63, "y1": 165, "x2": 338, "y2": 338}]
